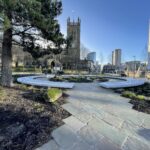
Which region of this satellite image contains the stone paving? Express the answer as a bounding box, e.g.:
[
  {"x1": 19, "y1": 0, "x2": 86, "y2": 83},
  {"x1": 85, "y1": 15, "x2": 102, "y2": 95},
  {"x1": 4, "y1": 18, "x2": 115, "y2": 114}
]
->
[{"x1": 37, "y1": 83, "x2": 150, "y2": 150}]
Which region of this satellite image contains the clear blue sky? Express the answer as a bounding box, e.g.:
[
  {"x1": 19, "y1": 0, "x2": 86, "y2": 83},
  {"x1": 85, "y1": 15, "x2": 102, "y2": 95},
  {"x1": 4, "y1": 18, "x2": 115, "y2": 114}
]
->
[{"x1": 58, "y1": 0, "x2": 150, "y2": 64}]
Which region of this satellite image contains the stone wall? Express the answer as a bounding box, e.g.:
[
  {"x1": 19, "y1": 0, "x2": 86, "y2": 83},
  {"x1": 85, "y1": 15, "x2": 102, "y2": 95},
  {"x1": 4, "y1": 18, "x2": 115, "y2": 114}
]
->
[{"x1": 0, "y1": 43, "x2": 33, "y2": 67}]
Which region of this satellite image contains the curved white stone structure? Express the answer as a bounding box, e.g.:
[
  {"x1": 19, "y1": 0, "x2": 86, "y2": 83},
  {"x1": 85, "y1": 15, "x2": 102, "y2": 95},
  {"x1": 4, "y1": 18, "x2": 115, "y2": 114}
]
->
[
  {"x1": 17, "y1": 75, "x2": 75, "y2": 89},
  {"x1": 99, "y1": 77, "x2": 146, "y2": 89}
]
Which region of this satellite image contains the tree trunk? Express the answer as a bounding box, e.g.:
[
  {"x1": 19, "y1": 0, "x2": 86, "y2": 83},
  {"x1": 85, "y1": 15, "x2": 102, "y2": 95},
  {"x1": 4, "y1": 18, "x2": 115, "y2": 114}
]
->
[{"x1": 1, "y1": 28, "x2": 13, "y2": 87}]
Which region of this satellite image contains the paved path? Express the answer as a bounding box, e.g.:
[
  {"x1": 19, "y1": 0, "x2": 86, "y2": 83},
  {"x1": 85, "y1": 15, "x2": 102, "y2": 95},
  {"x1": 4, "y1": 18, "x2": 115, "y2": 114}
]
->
[{"x1": 37, "y1": 83, "x2": 150, "y2": 150}]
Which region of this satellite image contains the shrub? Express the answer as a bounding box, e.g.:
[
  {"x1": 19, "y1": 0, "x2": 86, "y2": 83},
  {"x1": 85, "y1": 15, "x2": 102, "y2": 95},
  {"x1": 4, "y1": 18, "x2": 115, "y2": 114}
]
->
[
  {"x1": 50, "y1": 77, "x2": 65, "y2": 82},
  {"x1": 67, "y1": 77, "x2": 92, "y2": 83},
  {"x1": 122, "y1": 91, "x2": 146, "y2": 101},
  {"x1": 45, "y1": 88, "x2": 62, "y2": 103},
  {"x1": 42, "y1": 69, "x2": 51, "y2": 74},
  {"x1": 136, "y1": 95, "x2": 145, "y2": 101},
  {"x1": 56, "y1": 71, "x2": 64, "y2": 75},
  {"x1": 122, "y1": 91, "x2": 136, "y2": 99}
]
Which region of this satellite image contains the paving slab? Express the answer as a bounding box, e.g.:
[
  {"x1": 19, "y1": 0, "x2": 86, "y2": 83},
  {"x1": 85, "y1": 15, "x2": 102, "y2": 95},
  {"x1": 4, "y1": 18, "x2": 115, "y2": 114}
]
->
[
  {"x1": 122, "y1": 136, "x2": 150, "y2": 150},
  {"x1": 62, "y1": 103, "x2": 84, "y2": 116},
  {"x1": 63, "y1": 116, "x2": 86, "y2": 132},
  {"x1": 69, "y1": 140, "x2": 94, "y2": 150},
  {"x1": 102, "y1": 112, "x2": 124, "y2": 128},
  {"x1": 94, "y1": 137, "x2": 121, "y2": 150},
  {"x1": 78, "y1": 125, "x2": 104, "y2": 145},
  {"x1": 88, "y1": 117, "x2": 127, "y2": 146},
  {"x1": 36, "y1": 140, "x2": 59, "y2": 150},
  {"x1": 52, "y1": 125, "x2": 80, "y2": 149},
  {"x1": 142, "y1": 117, "x2": 150, "y2": 128},
  {"x1": 75, "y1": 111, "x2": 93, "y2": 124},
  {"x1": 120, "y1": 120, "x2": 141, "y2": 136}
]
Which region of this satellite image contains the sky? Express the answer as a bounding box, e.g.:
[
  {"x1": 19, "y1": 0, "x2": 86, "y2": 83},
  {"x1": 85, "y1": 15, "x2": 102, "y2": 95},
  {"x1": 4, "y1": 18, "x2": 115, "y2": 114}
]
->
[{"x1": 58, "y1": 0, "x2": 150, "y2": 64}]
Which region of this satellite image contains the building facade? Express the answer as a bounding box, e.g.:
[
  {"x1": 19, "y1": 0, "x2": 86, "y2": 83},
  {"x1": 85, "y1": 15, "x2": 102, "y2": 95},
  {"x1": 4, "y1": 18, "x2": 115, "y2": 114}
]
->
[
  {"x1": 112, "y1": 49, "x2": 121, "y2": 67},
  {"x1": 87, "y1": 52, "x2": 96, "y2": 64},
  {"x1": 102, "y1": 64, "x2": 116, "y2": 73},
  {"x1": 125, "y1": 61, "x2": 141, "y2": 72}
]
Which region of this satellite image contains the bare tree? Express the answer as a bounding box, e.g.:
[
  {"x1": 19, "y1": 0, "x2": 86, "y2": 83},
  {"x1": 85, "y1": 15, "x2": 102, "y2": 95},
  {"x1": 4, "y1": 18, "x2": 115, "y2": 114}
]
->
[
  {"x1": 80, "y1": 43, "x2": 90, "y2": 60},
  {"x1": 99, "y1": 52, "x2": 104, "y2": 65}
]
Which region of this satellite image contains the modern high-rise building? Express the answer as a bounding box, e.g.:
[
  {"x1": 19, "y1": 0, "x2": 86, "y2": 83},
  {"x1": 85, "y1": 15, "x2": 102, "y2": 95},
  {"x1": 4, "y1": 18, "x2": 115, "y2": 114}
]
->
[
  {"x1": 87, "y1": 52, "x2": 96, "y2": 64},
  {"x1": 147, "y1": 22, "x2": 150, "y2": 70},
  {"x1": 112, "y1": 49, "x2": 121, "y2": 67}
]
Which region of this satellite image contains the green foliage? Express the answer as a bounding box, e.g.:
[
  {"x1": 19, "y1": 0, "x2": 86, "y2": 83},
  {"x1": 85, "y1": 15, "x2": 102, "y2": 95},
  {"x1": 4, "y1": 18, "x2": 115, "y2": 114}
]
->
[
  {"x1": 50, "y1": 76, "x2": 93, "y2": 83},
  {"x1": 50, "y1": 76, "x2": 108, "y2": 83},
  {"x1": 50, "y1": 76, "x2": 66, "y2": 82},
  {"x1": 67, "y1": 77, "x2": 92, "y2": 83},
  {"x1": 46, "y1": 88, "x2": 62, "y2": 103},
  {"x1": 122, "y1": 91, "x2": 146, "y2": 101},
  {"x1": 136, "y1": 95, "x2": 145, "y2": 101},
  {"x1": 122, "y1": 91, "x2": 136, "y2": 99},
  {"x1": 0, "y1": 0, "x2": 69, "y2": 58}
]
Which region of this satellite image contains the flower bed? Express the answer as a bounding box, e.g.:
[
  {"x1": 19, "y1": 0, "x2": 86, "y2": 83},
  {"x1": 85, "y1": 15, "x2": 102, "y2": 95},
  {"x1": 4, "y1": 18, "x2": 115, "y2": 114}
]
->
[
  {"x1": 120, "y1": 83, "x2": 150, "y2": 114},
  {"x1": 0, "y1": 86, "x2": 70, "y2": 149}
]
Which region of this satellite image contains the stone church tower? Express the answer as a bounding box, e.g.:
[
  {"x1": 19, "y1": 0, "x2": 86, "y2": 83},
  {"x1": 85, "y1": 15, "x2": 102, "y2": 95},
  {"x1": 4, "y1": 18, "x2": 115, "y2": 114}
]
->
[
  {"x1": 67, "y1": 17, "x2": 81, "y2": 62},
  {"x1": 58, "y1": 17, "x2": 81, "y2": 69}
]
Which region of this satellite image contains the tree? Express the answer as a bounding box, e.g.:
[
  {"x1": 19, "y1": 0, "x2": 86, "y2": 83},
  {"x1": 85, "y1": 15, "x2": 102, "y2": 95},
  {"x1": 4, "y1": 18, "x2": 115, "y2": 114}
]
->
[
  {"x1": 0, "y1": 0, "x2": 69, "y2": 87},
  {"x1": 80, "y1": 43, "x2": 90, "y2": 60},
  {"x1": 99, "y1": 52, "x2": 104, "y2": 65},
  {"x1": 99, "y1": 52, "x2": 104, "y2": 72}
]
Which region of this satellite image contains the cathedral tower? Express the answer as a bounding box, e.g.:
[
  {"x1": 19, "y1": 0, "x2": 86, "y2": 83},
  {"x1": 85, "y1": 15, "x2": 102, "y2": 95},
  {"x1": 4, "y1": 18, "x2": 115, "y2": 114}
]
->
[{"x1": 67, "y1": 17, "x2": 81, "y2": 61}]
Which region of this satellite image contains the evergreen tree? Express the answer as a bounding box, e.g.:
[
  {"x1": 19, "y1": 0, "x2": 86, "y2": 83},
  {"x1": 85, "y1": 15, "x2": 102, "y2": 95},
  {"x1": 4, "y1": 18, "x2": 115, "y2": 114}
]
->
[{"x1": 0, "y1": 0, "x2": 69, "y2": 87}]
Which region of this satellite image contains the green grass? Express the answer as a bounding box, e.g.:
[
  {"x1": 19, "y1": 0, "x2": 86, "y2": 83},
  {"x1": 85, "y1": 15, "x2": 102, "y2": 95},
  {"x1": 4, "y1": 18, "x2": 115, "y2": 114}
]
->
[
  {"x1": 122, "y1": 91, "x2": 146, "y2": 100},
  {"x1": 63, "y1": 70, "x2": 88, "y2": 75},
  {"x1": 12, "y1": 67, "x2": 42, "y2": 73},
  {"x1": 46, "y1": 88, "x2": 62, "y2": 103}
]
